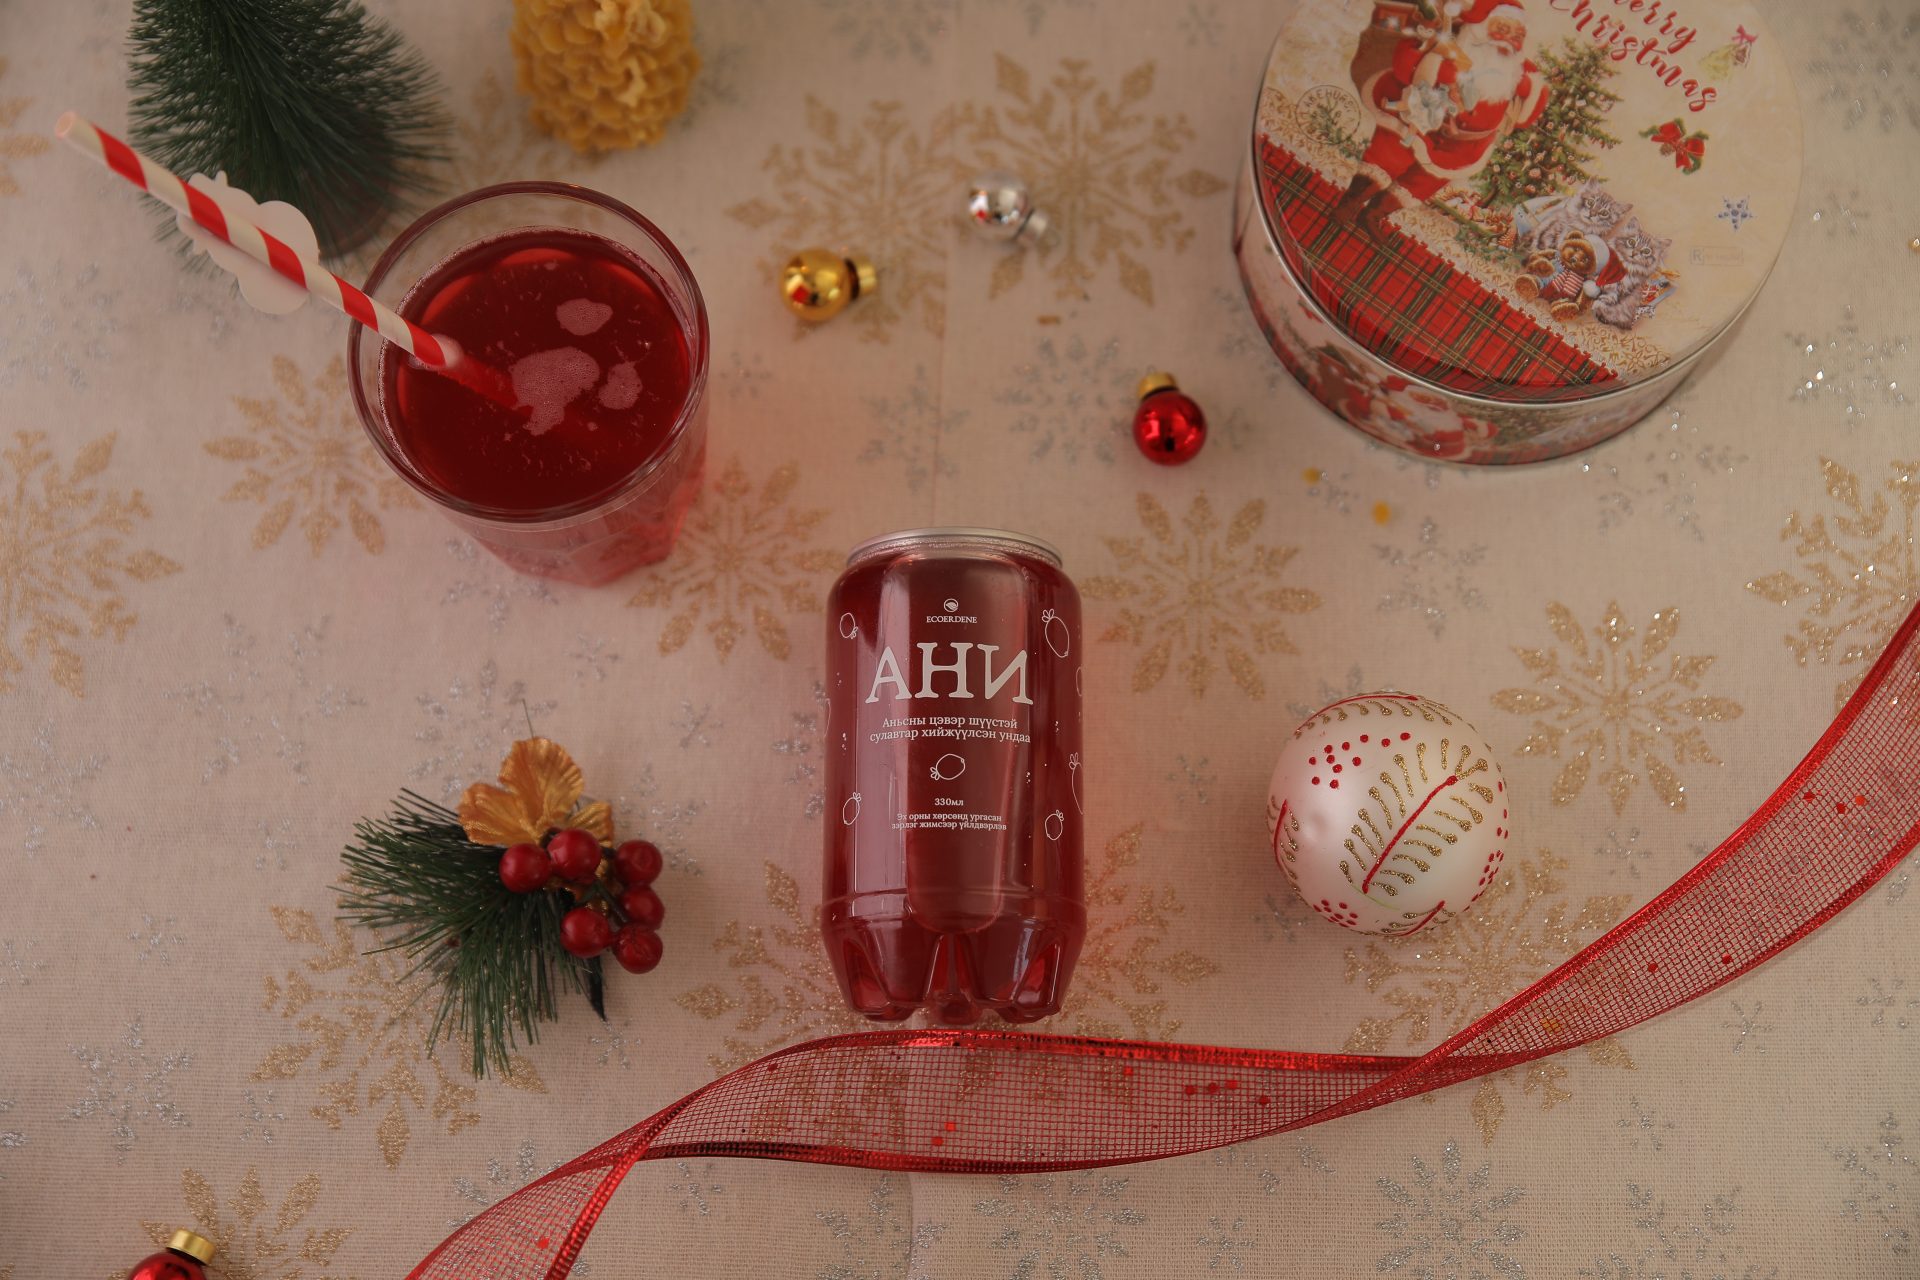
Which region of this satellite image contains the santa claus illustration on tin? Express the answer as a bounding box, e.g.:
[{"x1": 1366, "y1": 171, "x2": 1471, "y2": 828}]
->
[{"x1": 1333, "y1": 0, "x2": 1549, "y2": 237}]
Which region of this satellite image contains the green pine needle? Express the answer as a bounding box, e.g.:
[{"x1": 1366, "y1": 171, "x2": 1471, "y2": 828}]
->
[
  {"x1": 337, "y1": 792, "x2": 594, "y2": 1079},
  {"x1": 127, "y1": 0, "x2": 449, "y2": 258}
]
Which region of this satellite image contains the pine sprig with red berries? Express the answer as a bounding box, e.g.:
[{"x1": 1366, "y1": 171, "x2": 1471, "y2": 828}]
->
[{"x1": 337, "y1": 748, "x2": 667, "y2": 1079}]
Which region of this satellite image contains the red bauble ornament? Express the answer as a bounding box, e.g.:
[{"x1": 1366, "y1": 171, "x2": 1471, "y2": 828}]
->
[
  {"x1": 498, "y1": 842, "x2": 551, "y2": 894},
  {"x1": 620, "y1": 885, "x2": 666, "y2": 930},
  {"x1": 612, "y1": 839, "x2": 663, "y2": 886},
  {"x1": 560, "y1": 907, "x2": 614, "y2": 957},
  {"x1": 611, "y1": 924, "x2": 664, "y2": 974},
  {"x1": 128, "y1": 1231, "x2": 216, "y2": 1280},
  {"x1": 547, "y1": 828, "x2": 602, "y2": 882},
  {"x1": 1131, "y1": 372, "x2": 1207, "y2": 465}
]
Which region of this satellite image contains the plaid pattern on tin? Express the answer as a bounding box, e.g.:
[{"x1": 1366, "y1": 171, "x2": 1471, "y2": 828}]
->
[{"x1": 1257, "y1": 138, "x2": 1617, "y2": 401}]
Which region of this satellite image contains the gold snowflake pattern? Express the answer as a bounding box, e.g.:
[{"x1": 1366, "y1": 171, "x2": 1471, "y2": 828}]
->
[
  {"x1": 0, "y1": 432, "x2": 180, "y2": 698},
  {"x1": 727, "y1": 98, "x2": 956, "y2": 340},
  {"x1": 207, "y1": 356, "x2": 418, "y2": 556},
  {"x1": 0, "y1": 60, "x2": 50, "y2": 198},
  {"x1": 141, "y1": 1167, "x2": 355, "y2": 1280},
  {"x1": 1063, "y1": 823, "x2": 1220, "y2": 1041},
  {"x1": 251, "y1": 907, "x2": 545, "y2": 1169},
  {"x1": 958, "y1": 55, "x2": 1228, "y2": 304},
  {"x1": 626, "y1": 458, "x2": 841, "y2": 661},
  {"x1": 676, "y1": 824, "x2": 1217, "y2": 1072},
  {"x1": 1343, "y1": 849, "x2": 1635, "y2": 1142},
  {"x1": 1747, "y1": 458, "x2": 1920, "y2": 710},
  {"x1": 675, "y1": 862, "x2": 868, "y2": 1072},
  {"x1": 447, "y1": 70, "x2": 583, "y2": 191},
  {"x1": 1490, "y1": 602, "x2": 1744, "y2": 814},
  {"x1": 1085, "y1": 492, "x2": 1321, "y2": 699}
]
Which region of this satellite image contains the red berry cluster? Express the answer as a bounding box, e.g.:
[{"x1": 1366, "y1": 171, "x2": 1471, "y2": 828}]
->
[{"x1": 498, "y1": 829, "x2": 666, "y2": 974}]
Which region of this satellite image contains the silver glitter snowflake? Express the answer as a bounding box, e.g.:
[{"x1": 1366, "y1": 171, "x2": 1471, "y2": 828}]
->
[
  {"x1": 1805, "y1": 9, "x2": 1920, "y2": 133},
  {"x1": 440, "y1": 538, "x2": 558, "y2": 634},
  {"x1": 1859, "y1": 976, "x2": 1919, "y2": 1032},
  {"x1": 1787, "y1": 308, "x2": 1911, "y2": 420},
  {"x1": 409, "y1": 661, "x2": 557, "y2": 801},
  {"x1": 1615, "y1": 1095, "x2": 1677, "y2": 1153},
  {"x1": 1583, "y1": 408, "x2": 1745, "y2": 542},
  {"x1": 1374, "y1": 1141, "x2": 1528, "y2": 1279},
  {"x1": 128, "y1": 913, "x2": 185, "y2": 965},
  {"x1": 671, "y1": 700, "x2": 721, "y2": 748},
  {"x1": 168, "y1": 615, "x2": 365, "y2": 786},
  {"x1": 238, "y1": 1088, "x2": 284, "y2": 1144},
  {"x1": 1718, "y1": 1001, "x2": 1773, "y2": 1057},
  {"x1": 0, "y1": 938, "x2": 45, "y2": 987},
  {"x1": 818, "y1": 1175, "x2": 944, "y2": 1280},
  {"x1": 667, "y1": 1160, "x2": 726, "y2": 1216},
  {"x1": 773, "y1": 681, "x2": 830, "y2": 819},
  {"x1": 589, "y1": 1019, "x2": 638, "y2": 1069},
  {"x1": 1808, "y1": 187, "x2": 1872, "y2": 237},
  {"x1": 1166, "y1": 754, "x2": 1214, "y2": 806},
  {"x1": 0, "y1": 719, "x2": 104, "y2": 854},
  {"x1": 446, "y1": 1140, "x2": 593, "y2": 1272},
  {"x1": 995, "y1": 334, "x2": 1133, "y2": 465},
  {"x1": 0, "y1": 261, "x2": 120, "y2": 390},
  {"x1": 1196, "y1": 1214, "x2": 1254, "y2": 1271},
  {"x1": 1580, "y1": 1183, "x2": 1772, "y2": 1278},
  {"x1": 974, "y1": 1171, "x2": 1145, "y2": 1279},
  {"x1": 66, "y1": 1018, "x2": 193, "y2": 1161},
  {"x1": 1374, "y1": 517, "x2": 1489, "y2": 637},
  {"x1": 610, "y1": 762, "x2": 707, "y2": 875},
  {"x1": 255, "y1": 817, "x2": 297, "y2": 872},
  {"x1": 818, "y1": 0, "x2": 953, "y2": 62},
  {"x1": 1178, "y1": 2, "x2": 1225, "y2": 46},
  {"x1": 0, "y1": 1099, "x2": 22, "y2": 1181},
  {"x1": 861, "y1": 365, "x2": 959, "y2": 493},
  {"x1": 569, "y1": 633, "x2": 621, "y2": 684},
  {"x1": 1830, "y1": 1113, "x2": 1916, "y2": 1257}
]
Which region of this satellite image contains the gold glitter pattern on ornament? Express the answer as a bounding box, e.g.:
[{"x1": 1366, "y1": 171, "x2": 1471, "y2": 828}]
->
[
  {"x1": 252, "y1": 908, "x2": 545, "y2": 1169},
  {"x1": 959, "y1": 56, "x2": 1228, "y2": 304},
  {"x1": 141, "y1": 1167, "x2": 357, "y2": 1280},
  {"x1": 0, "y1": 59, "x2": 50, "y2": 198},
  {"x1": 511, "y1": 0, "x2": 698, "y2": 153},
  {"x1": 1086, "y1": 492, "x2": 1321, "y2": 699},
  {"x1": 1343, "y1": 850, "x2": 1635, "y2": 1142},
  {"x1": 1490, "y1": 602, "x2": 1743, "y2": 813},
  {"x1": 728, "y1": 99, "x2": 955, "y2": 340},
  {"x1": 624, "y1": 458, "x2": 841, "y2": 661},
  {"x1": 0, "y1": 431, "x2": 180, "y2": 698},
  {"x1": 207, "y1": 356, "x2": 417, "y2": 557},
  {"x1": 1747, "y1": 458, "x2": 1920, "y2": 710}
]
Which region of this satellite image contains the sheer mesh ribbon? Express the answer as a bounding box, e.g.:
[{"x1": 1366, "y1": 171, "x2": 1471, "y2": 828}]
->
[{"x1": 410, "y1": 602, "x2": 1920, "y2": 1280}]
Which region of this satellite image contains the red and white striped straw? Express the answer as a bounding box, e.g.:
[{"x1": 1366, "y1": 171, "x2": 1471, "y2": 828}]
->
[{"x1": 54, "y1": 111, "x2": 454, "y2": 368}]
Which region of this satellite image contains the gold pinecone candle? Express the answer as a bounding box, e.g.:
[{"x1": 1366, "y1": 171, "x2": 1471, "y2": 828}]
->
[{"x1": 511, "y1": 0, "x2": 700, "y2": 153}]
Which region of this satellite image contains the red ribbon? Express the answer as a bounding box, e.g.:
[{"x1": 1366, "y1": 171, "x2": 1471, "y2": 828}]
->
[
  {"x1": 407, "y1": 601, "x2": 1920, "y2": 1280},
  {"x1": 1648, "y1": 120, "x2": 1707, "y2": 171}
]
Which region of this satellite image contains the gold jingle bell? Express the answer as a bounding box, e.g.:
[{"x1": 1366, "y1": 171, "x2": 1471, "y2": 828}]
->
[{"x1": 781, "y1": 249, "x2": 878, "y2": 322}]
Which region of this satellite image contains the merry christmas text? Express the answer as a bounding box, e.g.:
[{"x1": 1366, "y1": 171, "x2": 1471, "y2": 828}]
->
[{"x1": 1547, "y1": 0, "x2": 1717, "y2": 112}]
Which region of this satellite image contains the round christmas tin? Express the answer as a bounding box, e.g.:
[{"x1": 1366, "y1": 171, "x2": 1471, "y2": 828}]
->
[{"x1": 1234, "y1": 0, "x2": 1800, "y2": 464}]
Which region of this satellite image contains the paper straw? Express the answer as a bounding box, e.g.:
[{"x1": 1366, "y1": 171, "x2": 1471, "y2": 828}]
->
[{"x1": 54, "y1": 111, "x2": 456, "y2": 368}]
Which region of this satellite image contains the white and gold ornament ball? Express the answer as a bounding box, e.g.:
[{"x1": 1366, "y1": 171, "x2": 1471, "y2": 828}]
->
[{"x1": 1267, "y1": 692, "x2": 1508, "y2": 937}]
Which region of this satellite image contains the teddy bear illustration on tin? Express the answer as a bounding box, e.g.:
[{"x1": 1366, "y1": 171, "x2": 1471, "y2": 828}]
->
[{"x1": 1514, "y1": 232, "x2": 1607, "y2": 322}]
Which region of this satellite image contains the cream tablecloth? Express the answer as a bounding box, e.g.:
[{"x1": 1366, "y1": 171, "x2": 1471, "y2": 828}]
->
[{"x1": 2, "y1": 1, "x2": 1916, "y2": 1276}]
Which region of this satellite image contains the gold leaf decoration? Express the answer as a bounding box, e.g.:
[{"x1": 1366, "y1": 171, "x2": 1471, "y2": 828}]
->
[{"x1": 458, "y1": 737, "x2": 611, "y2": 847}]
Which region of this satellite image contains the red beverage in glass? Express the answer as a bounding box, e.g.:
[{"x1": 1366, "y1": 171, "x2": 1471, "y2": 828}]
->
[
  {"x1": 350, "y1": 183, "x2": 708, "y2": 586},
  {"x1": 823, "y1": 529, "x2": 1085, "y2": 1025}
]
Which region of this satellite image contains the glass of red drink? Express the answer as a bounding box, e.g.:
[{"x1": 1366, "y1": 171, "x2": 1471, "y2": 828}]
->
[{"x1": 348, "y1": 182, "x2": 708, "y2": 585}]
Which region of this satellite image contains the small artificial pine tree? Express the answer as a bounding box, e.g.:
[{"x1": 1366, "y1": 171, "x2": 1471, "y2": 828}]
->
[
  {"x1": 127, "y1": 0, "x2": 449, "y2": 259},
  {"x1": 1472, "y1": 37, "x2": 1622, "y2": 209}
]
